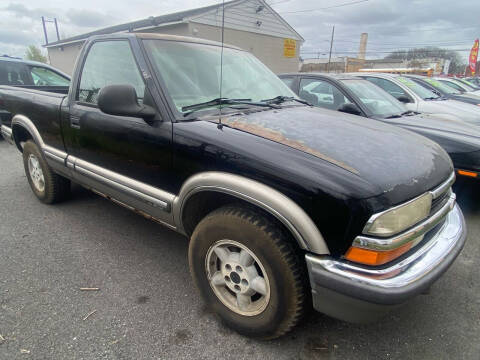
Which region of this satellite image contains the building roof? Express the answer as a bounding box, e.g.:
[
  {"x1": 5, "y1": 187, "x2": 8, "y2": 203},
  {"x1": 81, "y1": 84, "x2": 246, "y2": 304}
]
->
[
  {"x1": 45, "y1": 0, "x2": 302, "y2": 48},
  {"x1": 45, "y1": 0, "x2": 239, "y2": 48}
]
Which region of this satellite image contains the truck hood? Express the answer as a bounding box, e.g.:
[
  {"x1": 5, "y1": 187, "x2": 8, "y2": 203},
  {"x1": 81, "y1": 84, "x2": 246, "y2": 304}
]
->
[
  {"x1": 418, "y1": 99, "x2": 480, "y2": 124},
  {"x1": 212, "y1": 106, "x2": 453, "y2": 203},
  {"x1": 379, "y1": 113, "x2": 480, "y2": 154}
]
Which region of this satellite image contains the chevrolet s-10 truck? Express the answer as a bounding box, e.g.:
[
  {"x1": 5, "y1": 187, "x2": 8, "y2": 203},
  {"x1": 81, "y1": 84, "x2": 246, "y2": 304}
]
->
[{"x1": 0, "y1": 33, "x2": 466, "y2": 339}]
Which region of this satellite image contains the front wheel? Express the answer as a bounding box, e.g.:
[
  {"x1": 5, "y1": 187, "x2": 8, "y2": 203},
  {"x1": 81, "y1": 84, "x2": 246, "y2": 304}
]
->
[
  {"x1": 23, "y1": 140, "x2": 70, "y2": 204},
  {"x1": 189, "y1": 206, "x2": 307, "y2": 339}
]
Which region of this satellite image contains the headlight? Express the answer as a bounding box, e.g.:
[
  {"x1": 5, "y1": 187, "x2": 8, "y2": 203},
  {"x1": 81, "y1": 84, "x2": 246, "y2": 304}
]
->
[{"x1": 364, "y1": 193, "x2": 432, "y2": 237}]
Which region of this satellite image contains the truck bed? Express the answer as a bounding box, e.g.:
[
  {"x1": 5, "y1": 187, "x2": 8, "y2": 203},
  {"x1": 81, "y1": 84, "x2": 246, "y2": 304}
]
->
[{"x1": 0, "y1": 85, "x2": 68, "y2": 150}]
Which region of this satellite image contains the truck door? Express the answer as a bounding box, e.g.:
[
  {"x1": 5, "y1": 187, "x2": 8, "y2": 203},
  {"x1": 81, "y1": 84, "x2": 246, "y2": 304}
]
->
[{"x1": 64, "y1": 39, "x2": 175, "y2": 224}]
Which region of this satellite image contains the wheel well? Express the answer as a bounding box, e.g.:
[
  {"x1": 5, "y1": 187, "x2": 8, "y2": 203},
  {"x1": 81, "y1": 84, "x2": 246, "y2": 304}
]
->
[
  {"x1": 12, "y1": 125, "x2": 33, "y2": 152},
  {"x1": 181, "y1": 191, "x2": 301, "y2": 251}
]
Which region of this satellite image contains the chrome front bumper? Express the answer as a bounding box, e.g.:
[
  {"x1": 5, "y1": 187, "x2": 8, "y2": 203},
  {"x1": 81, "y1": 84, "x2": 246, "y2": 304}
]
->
[
  {"x1": 305, "y1": 203, "x2": 466, "y2": 322},
  {"x1": 1, "y1": 125, "x2": 13, "y2": 144}
]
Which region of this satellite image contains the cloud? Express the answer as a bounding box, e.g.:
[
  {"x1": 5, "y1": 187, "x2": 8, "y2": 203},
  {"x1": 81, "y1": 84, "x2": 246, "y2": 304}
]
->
[
  {"x1": 4, "y1": 3, "x2": 56, "y2": 19},
  {"x1": 66, "y1": 9, "x2": 118, "y2": 28},
  {"x1": 0, "y1": 0, "x2": 477, "y2": 62}
]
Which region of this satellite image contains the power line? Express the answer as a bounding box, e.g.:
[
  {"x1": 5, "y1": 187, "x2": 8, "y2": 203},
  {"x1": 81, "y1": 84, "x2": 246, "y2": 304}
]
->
[
  {"x1": 267, "y1": 0, "x2": 292, "y2": 6},
  {"x1": 279, "y1": 0, "x2": 369, "y2": 14},
  {"x1": 302, "y1": 25, "x2": 478, "y2": 41},
  {"x1": 300, "y1": 48, "x2": 472, "y2": 54}
]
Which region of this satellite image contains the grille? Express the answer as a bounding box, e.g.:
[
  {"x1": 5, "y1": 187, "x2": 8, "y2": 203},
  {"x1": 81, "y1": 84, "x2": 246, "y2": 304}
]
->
[{"x1": 430, "y1": 187, "x2": 451, "y2": 215}]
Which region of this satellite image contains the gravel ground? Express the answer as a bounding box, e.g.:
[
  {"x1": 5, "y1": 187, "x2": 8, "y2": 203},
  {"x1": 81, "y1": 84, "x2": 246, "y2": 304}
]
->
[{"x1": 1, "y1": 139, "x2": 479, "y2": 360}]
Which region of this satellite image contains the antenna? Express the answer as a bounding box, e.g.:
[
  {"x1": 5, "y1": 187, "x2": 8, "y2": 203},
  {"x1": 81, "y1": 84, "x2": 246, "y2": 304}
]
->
[{"x1": 218, "y1": 0, "x2": 226, "y2": 127}]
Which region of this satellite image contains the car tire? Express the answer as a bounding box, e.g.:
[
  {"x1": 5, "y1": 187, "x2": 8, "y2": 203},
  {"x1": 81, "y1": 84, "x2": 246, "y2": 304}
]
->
[
  {"x1": 23, "y1": 140, "x2": 70, "y2": 204},
  {"x1": 189, "y1": 205, "x2": 307, "y2": 339}
]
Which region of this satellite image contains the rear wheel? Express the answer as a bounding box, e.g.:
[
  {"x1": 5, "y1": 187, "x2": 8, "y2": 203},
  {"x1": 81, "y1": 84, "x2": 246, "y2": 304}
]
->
[
  {"x1": 189, "y1": 205, "x2": 307, "y2": 339},
  {"x1": 23, "y1": 140, "x2": 70, "y2": 204}
]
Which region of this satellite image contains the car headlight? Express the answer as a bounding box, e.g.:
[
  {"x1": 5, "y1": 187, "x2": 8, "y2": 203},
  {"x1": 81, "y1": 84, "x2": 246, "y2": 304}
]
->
[{"x1": 363, "y1": 193, "x2": 432, "y2": 237}]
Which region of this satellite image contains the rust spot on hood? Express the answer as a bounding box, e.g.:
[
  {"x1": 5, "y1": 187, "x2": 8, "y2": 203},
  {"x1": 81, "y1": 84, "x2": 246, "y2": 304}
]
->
[{"x1": 218, "y1": 117, "x2": 359, "y2": 175}]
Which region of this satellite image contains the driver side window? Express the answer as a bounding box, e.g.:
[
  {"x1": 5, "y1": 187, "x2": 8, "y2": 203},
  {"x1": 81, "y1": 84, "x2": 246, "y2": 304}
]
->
[
  {"x1": 365, "y1": 77, "x2": 408, "y2": 100},
  {"x1": 299, "y1": 78, "x2": 351, "y2": 110},
  {"x1": 78, "y1": 40, "x2": 145, "y2": 105}
]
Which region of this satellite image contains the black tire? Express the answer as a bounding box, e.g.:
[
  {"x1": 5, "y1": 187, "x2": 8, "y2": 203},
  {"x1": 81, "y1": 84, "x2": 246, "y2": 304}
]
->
[
  {"x1": 189, "y1": 205, "x2": 307, "y2": 339},
  {"x1": 23, "y1": 140, "x2": 70, "y2": 204}
]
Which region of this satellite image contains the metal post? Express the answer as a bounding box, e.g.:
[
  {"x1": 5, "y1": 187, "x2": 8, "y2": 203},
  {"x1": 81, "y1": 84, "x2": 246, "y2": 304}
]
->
[
  {"x1": 41, "y1": 16, "x2": 49, "y2": 45},
  {"x1": 326, "y1": 25, "x2": 335, "y2": 73},
  {"x1": 54, "y1": 18, "x2": 60, "y2": 41}
]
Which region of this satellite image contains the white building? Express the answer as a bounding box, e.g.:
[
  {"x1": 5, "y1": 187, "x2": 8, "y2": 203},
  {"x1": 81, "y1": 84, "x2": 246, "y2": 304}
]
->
[{"x1": 45, "y1": 0, "x2": 304, "y2": 75}]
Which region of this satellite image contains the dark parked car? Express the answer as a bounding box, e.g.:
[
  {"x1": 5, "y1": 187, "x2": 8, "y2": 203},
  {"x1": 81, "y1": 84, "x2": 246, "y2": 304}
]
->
[
  {"x1": 0, "y1": 33, "x2": 466, "y2": 339},
  {"x1": 404, "y1": 75, "x2": 480, "y2": 106},
  {"x1": 0, "y1": 56, "x2": 70, "y2": 131},
  {"x1": 279, "y1": 73, "x2": 480, "y2": 179}
]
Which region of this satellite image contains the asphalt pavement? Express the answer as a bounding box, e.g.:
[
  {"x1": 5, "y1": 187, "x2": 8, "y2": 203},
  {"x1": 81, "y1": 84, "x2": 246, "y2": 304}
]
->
[{"x1": 1, "y1": 139, "x2": 479, "y2": 360}]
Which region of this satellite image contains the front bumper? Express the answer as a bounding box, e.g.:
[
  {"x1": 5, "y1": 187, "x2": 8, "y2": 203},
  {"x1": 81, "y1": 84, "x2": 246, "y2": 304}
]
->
[{"x1": 305, "y1": 203, "x2": 466, "y2": 323}]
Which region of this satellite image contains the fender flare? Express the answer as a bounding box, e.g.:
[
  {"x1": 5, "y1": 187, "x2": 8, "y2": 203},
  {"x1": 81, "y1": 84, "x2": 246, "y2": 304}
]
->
[
  {"x1": 172, "y1": 172, "x2": 330, "y2": 255},
  {"x1": 11, "y1": 114, "x2": 45, "y2": 151}
]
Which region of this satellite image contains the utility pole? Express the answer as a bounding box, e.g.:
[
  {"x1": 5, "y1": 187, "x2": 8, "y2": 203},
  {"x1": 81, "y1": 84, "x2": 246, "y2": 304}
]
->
[
  {"x1": 41, "y1": 16, "x2": 49, "y2": 45},
  {"x1": 41, "y1": 16, "x2": 60, "y2": 45},
  {"x1": 326, "y1": 25, "x2": 335, "y2": 73}
]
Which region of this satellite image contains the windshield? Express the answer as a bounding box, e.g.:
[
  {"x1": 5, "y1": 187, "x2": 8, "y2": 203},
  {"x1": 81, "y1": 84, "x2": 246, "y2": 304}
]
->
[
  {"x1": 451, "y1": 79, "x2": 475, "y2": 91},
  {"x1": 341, "y1": 79, "x2": 406, "y2": 118},
  {"x1": 422, "y1": 78, "x2": 461, "y2": 94},
  {"x1": 143, "y1": 40, "x2": 296, "y2": 115},
  {"x1": 459, "y1": 79, "x2": 479, "y2": 89},
  {"x1": 396, "y1": 76, "x2": 440, "y2": 99}
]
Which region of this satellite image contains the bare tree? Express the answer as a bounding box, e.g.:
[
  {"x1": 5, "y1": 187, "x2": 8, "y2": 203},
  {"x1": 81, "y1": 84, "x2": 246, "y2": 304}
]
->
[{"x1": 385, "y1": 47, "x2": 466, "y2": 74}]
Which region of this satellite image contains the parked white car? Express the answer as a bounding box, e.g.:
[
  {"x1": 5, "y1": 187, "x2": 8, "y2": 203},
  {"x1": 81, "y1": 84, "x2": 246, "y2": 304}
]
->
[{"x1": 352, "y1": 73, "x2": 480, "y2": 124}]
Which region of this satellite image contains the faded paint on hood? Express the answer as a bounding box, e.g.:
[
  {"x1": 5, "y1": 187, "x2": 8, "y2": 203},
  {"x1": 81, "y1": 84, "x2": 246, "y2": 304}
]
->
[{"x1": 208, "y1": 106, "x2": 453, "y2": 197}]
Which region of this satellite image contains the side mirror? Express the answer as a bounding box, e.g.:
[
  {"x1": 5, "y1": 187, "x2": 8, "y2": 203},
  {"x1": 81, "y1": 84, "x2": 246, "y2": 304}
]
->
[
  {"x1": 397, "y1": 95, "x2": 412, "y2": 104},
  {"x1": 98, "y1": 84, "x2": 156, "y2": 120},
  {"x1": 338, "y1": 103, "x2": 362, "y2": 116}
]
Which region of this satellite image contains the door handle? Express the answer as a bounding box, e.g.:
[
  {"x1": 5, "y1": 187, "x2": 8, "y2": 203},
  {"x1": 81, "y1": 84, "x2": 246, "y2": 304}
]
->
[{"x1": 70, "y1": 115, "x2": 81, "y2": 129}]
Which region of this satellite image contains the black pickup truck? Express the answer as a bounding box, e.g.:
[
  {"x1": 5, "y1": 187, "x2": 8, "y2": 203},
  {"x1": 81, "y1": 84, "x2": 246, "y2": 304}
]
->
[{"x1": 0, "y1": 33, "x2": 466, "y2": 339}]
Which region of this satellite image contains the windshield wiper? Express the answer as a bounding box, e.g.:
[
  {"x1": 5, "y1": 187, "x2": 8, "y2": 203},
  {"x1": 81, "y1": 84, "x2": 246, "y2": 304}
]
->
[
  {"x1": 261, "y1": 95, "x2": 311, "y2": 106},
  {"x1": 423, "y1": 97, "x2": 439, "y2": 101},
  {"x1": 182, "y1": 97, "x2": 278, "y2": 117},
  {"x1": 385, "y1": 110, "x2": 416, "y2": 119},
  {"x1": 384, "y1": 114, "x2": 402, "y2": 119}
]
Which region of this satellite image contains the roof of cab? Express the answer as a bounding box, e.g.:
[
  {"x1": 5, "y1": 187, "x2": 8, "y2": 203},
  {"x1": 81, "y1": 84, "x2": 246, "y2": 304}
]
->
[
  {"x1": 87, "y1": 32, "x2": 244, "y2": 51},
  {"x1": 0, "y1": 56, "x2": 71, "y2": 79},
  {"x1": 0, "y1": 55, "x2": 50, "y2": 67}
]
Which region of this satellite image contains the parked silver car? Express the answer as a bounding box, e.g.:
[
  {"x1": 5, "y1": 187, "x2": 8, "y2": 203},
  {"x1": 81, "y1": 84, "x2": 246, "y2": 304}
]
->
[
  {"x1": 352, "y1": 72, "x2": 480, "y2": 124},
  {"x1": 434, "y1": 77, "x2": 480, "y2": 96}
]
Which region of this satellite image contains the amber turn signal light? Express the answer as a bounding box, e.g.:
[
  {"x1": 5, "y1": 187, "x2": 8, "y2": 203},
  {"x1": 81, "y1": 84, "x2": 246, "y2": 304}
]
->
[
  {"x1": 457, "y1": 170, "x2": 478, "y2": 178},
  {"x1": 344, "y1": 242, "x2": 413, "y2": 266}
]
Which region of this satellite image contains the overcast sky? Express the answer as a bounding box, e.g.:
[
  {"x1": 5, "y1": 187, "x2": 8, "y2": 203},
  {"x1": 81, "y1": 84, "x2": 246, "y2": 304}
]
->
[{"x1": 0, "y1": 0, "x2": 478, "y2": 61}]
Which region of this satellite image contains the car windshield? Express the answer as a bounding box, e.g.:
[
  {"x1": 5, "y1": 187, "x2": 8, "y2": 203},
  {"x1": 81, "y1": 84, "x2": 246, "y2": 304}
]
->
[
  {"x1": 143, "y1": 40, "x2": 296, "y2": 115},
  {"x1": 422, "y1": 78, "x2": 461, "y2": 94},
  {"x1": 455, "y1": 79, "x2": 476, "y2": 91},
  {"x1": 396, "y1": 76, "x2": 440, "y2": 99},
  {"x1": 452, "y1": 79, "x2": 475, "y2": 91},
  {"x1": 341, "y1": 79, "x2": 406, "y2": 118}
]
